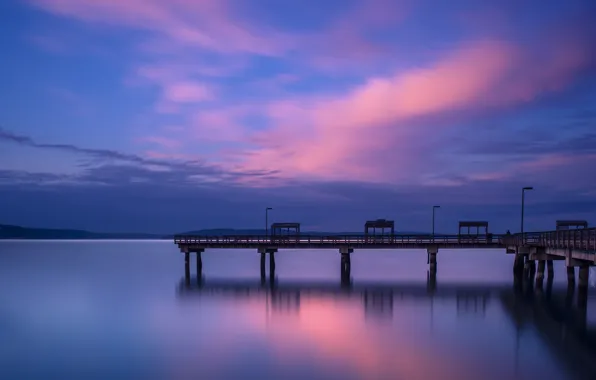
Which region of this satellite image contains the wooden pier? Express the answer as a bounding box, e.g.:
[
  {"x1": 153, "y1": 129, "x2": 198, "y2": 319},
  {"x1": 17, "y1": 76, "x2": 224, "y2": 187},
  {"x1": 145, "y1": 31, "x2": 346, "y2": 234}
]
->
[{"x1": 174, "y1": 226, "x2": 596, "y2": 289}]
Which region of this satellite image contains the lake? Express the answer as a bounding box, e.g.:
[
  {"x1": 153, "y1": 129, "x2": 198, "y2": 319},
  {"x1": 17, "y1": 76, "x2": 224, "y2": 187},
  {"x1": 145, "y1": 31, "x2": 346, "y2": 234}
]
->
[{"x1": 1, "y1": 241, "x2": 595, "y2": 380}]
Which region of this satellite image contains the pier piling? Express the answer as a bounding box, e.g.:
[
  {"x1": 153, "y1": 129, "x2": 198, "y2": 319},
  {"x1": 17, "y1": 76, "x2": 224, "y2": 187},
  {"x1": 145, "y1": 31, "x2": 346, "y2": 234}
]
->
[
  {"x1": 536, "y1": 260, "x2": 545, "y2": 280},
  {"x1": 547, "y1": 260, "x2": 554, "y2": 277},
  {"x1": 567, "y1": 266, "x2": 575, "y2": 284},
  {"x1": 578, "y1": 265, "x2": 589, "y2": 288},
  {"x1": 196, "y1": 250, "x2": 203, "y2": 275},
  {"x1": 428, "y1": 246, "x2": 438, "y2": 273},
  {"x1": 339, "y1": 247, "x2": 353, "y2": 281},
  {"x1": 513, "y1": 254, "x2": 525, "y2": 276}
]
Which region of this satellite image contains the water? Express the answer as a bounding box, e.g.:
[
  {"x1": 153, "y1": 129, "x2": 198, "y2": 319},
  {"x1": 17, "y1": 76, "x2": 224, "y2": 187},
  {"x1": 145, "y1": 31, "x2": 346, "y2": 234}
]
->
[{"x1": 1, "y1": 241, "x2": 595, "y2": 380}]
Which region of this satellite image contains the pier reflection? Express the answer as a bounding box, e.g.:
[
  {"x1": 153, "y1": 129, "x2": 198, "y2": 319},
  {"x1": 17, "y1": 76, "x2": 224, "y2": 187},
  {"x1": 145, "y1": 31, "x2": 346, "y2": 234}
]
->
[
  {"x1": 177, "y1": 276, "x2": 595, "y2": 379},
  {"x1": 177, "y1": 274, "x2": 494, "y2": 320},
  {"x1": 507, "y1": 277, "x2": 596, "y2": 379}
]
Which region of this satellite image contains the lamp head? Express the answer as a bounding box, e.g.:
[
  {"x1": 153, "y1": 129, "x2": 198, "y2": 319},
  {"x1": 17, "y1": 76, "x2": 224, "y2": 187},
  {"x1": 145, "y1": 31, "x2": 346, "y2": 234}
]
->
[{"x1": 523, "y1": 187, "x2": 534, "y2": 191}]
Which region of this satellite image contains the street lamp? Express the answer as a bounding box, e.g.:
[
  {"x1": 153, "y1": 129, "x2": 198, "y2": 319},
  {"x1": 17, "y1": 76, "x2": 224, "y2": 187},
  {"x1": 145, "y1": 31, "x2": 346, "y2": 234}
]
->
[
  {"x1": 265, "y1": 207, "x2": 273, "y2": 238},
  {"x1": 521, "y1": 187, "x2": 533, "y2": 241},
  {"x1": 432, "y1": 205, "x2": 441, "y2": 239}
]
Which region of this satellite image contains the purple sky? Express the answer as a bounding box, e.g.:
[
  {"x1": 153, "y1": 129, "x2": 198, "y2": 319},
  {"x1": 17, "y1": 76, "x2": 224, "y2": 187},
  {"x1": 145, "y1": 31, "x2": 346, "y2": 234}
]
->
[{"x1": 1, "y1": 0, "x2": 595, "y2": 234}]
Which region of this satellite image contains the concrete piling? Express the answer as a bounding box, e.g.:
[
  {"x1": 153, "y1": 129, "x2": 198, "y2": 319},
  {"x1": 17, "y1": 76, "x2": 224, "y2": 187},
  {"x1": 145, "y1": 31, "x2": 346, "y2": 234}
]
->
[
  {"x1": 258, "y1": 248, "x2": 277, "y2": 280},
  {"x1": 535, "y1": 260, "x2": 545, "y2": 289},
  {"x1": 567, "y1": 266, "x2": 575, "y2": 284},
  {"x1": 196, "y1": 250, "x2": 203, "y2": 274},
  {"x1": 184, "y1": 252, "x2": 190, "y2": 282},
  {"x1": 578, "y1": 265, "x2": 590, "y2": 288},
  {"x1": 546, "y1": 260, "x2": 554, "y2": 277},
  {"x1": 524, "y1": 259, "x2": 536, "y2": 279},
  {"x1": 536, "y1": 261, "x2": 545, "y2": 280},
  {"x1": 260, "y1": 252, "x2": 266, "y2": 278},
  {"x1": 428, "y1": 247, "x2": 438, "y2": 273},
  {"x1": 513, "y1": 254, "x2": 525, "y2": 276},
  {"x1": 269, "y1": 251, "x2": 276, "y2": 275},
  {"x1": 339, "y1": 247, "x2": 353, "y2": 281}
]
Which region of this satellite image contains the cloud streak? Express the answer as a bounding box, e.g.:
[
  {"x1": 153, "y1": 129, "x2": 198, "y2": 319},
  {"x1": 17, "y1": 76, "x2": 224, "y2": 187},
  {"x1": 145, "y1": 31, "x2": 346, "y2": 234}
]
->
[{"x1": 0, "y1": 128, "x2": 277, "y2": 184}]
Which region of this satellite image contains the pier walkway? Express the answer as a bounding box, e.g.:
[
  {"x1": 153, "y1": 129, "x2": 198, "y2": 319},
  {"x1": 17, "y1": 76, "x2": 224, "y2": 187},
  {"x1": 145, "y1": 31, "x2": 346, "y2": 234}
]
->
[{"x1": 174, "y1": 227, "x2": 596, "y2": 288}]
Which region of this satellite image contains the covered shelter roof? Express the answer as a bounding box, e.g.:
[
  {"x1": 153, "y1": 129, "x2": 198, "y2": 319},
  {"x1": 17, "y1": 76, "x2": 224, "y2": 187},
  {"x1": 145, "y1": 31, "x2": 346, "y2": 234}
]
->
[
  {"x1": 271, "y1": 222, "x2": 300, "y2": 229},
  {"x1": 458, "y1": 221, "x2": 489, "y2": 228},
  {"x1": 556, "y1": 220, "x2": 588, "y2": 228},
  {"x1": 365, "y1": 219, "x2": 394, "y2": 228}
]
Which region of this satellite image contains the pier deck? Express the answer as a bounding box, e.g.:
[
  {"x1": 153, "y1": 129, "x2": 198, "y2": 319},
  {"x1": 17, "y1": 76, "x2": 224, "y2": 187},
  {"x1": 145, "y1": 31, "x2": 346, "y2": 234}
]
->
[{"x1": 174, "y1": 228, "x2": 596, "y2": 289}]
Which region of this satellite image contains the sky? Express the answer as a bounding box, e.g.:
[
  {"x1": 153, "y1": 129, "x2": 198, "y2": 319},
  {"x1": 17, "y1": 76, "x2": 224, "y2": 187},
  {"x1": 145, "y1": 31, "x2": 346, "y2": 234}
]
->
[{"x1": 1, "y1": 0, "x2": 595, "y2": 234}]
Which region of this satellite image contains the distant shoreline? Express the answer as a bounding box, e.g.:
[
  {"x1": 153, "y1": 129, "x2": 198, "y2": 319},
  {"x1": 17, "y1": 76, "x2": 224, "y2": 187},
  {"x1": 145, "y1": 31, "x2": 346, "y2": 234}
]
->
[
  {"x1": 0, "y1": 238, "x2": 172, "y2": 241},
  {"x1": 0, "y1": 223, "x2": 429, "y2": 240}
]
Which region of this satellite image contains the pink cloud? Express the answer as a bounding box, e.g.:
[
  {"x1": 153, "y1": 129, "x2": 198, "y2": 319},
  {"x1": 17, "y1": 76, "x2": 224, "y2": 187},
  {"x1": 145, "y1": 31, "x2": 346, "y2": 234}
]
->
[
  {"x1": 125, "y1": 28, "x2": 593, "y2": 187},
  {"x1": 230, "y1": 41, "x2": 515, "y2": 180},
  {"x1": 27, "y1": 0, "x2": 291, "y2": 55},
  {"x1": 28, "y1": 0, "x2": 410, "y2": 75},
  {"x1": 162, "y1": 82, "x2": 214, "y2": 103},
  {"x1": 28, "y1": 0, "x2": 596, "y2": 189},
  {"x1": 231, "y1": 35, "x2": 593, "y2": 184},
  {"x1": 131, "y1": 63, "x2": 227, "y2": 112}
]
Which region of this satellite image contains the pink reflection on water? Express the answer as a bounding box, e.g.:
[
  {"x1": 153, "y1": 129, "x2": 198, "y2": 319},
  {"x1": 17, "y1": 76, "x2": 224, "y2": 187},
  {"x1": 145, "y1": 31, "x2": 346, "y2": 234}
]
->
[
  {"x1": 261, "y1": 297, "x2": 478, "y2": 380},
  {"x1": 153, "y1": 293, "x2": 487, "y2": 379}
]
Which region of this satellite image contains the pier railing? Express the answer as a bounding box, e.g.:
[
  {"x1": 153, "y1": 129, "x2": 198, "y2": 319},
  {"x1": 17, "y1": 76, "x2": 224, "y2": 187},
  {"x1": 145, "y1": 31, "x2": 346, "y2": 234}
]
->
[
  {"x1": 174, "y1": 229, "x2": 596, "y2": 251},
  {"x1": 174, "y1": 234, "x2": 505, "y2": 245},
  {"x1": 503, "y1": 228, "x2": 596, "y2": 252}
]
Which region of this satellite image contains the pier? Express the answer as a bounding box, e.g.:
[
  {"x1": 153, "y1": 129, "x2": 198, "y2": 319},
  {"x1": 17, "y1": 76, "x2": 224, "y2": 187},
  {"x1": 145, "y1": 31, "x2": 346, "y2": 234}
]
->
[{"x1": 174, "y1": 220, "x2": 596, "y2": 289}]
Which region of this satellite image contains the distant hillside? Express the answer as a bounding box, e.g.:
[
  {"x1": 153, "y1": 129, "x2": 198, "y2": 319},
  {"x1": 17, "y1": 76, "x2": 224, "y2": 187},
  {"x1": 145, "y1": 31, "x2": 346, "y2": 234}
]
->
[
  {"x1": 0, "y1": 224, "x2": 430, "y2": 240},
  {"x1": 0, "y1": 224, "x2": 166, "y2": 240}
]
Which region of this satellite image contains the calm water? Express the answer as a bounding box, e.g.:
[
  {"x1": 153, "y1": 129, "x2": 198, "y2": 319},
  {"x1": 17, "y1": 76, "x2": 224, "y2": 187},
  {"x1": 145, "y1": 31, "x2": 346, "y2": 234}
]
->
[{"x1": 1, "y1": 241, "x2": 595, "y2": 380}]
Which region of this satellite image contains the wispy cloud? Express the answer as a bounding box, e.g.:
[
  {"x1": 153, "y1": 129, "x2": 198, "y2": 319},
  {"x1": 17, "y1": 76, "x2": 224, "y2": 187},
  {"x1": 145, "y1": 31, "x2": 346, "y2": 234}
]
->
[
  {"x1": 26, "y1": 0, "x2": 291, "y2": 55},
  {"x1": 0, "y1": 128, "x2": 277, "y2": 185}
]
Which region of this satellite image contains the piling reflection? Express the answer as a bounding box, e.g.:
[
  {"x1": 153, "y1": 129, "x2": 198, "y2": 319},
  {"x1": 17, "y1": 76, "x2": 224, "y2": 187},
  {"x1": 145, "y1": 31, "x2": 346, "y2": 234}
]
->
[
  {"x1": 507, "y1": 276, "x2": 596, "y2": 379},
  {"x1": 176, "y1": 275, "x2": 595, "y2": 379}
]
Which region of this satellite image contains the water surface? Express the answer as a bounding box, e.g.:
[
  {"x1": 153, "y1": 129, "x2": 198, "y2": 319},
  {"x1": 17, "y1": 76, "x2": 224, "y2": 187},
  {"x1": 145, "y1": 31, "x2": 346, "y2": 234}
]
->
[{"x1": 1, "y1": 241, "x2": 595, "y2": 379}]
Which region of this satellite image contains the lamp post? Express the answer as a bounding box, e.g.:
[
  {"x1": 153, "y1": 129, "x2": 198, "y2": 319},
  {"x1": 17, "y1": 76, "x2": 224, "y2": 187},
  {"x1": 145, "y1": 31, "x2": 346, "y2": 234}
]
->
[
  {"x1": 265, "y1": 207, "x2": 273, "y2": 238},
  {"x1": 432, "y1": 205, "x2": 440, "y2": 240},
  {"x1": 521, "y1": 187, "x2": 533, "y2": 242}
]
